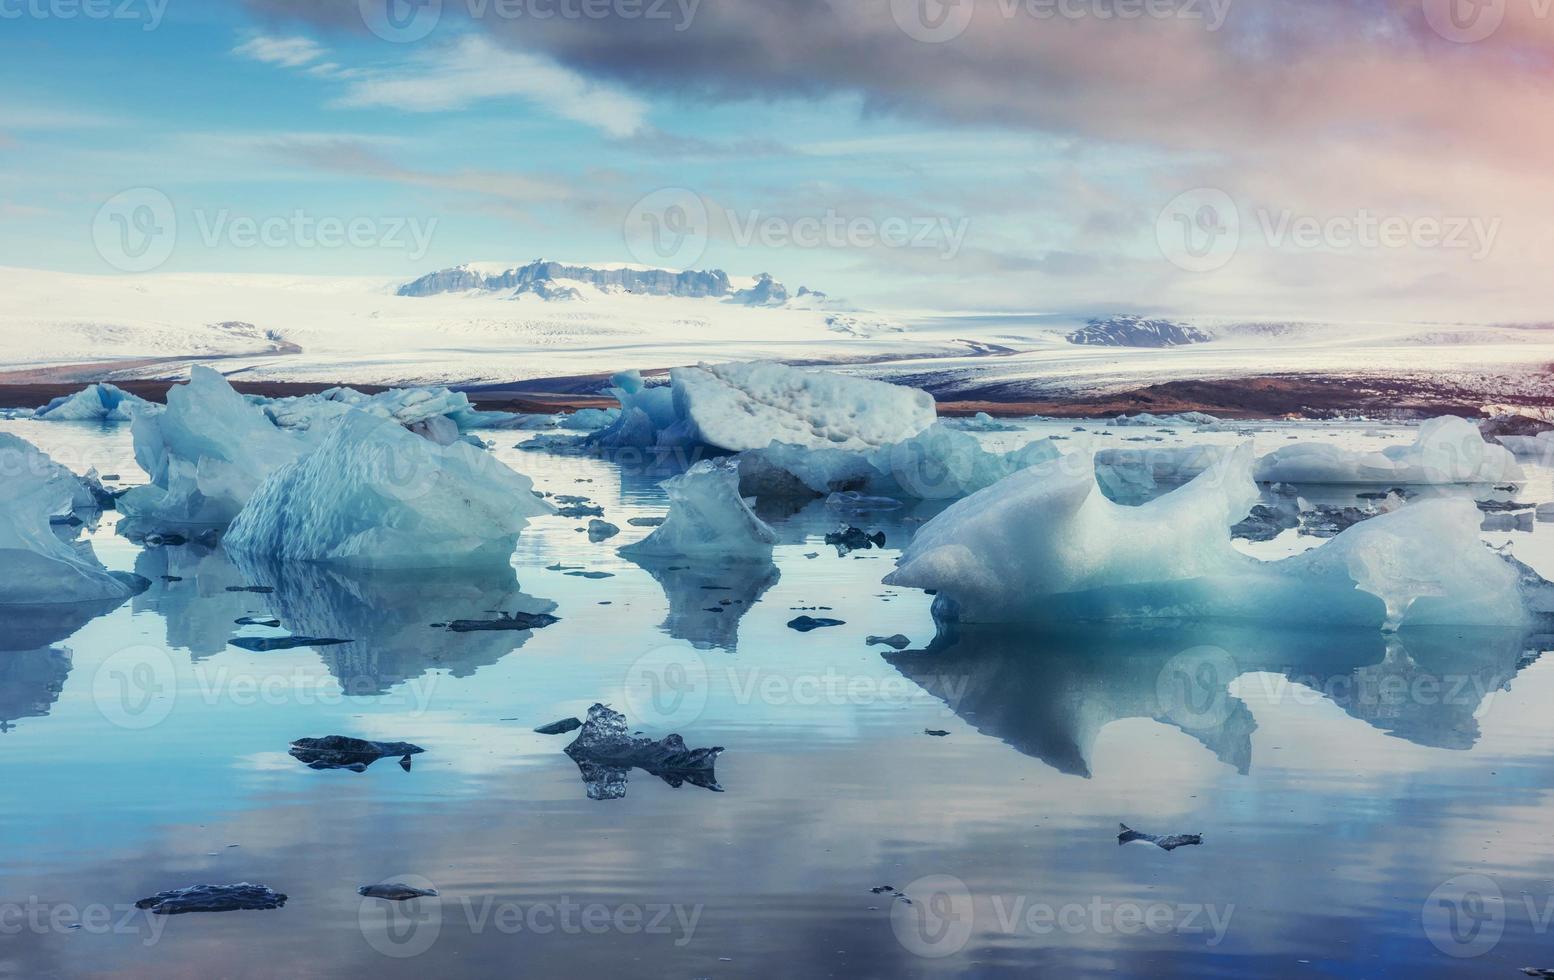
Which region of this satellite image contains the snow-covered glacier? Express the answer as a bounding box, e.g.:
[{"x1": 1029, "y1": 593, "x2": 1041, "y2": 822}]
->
[
  {"x1": 885, "y1": 444, "x2": 1538, "y2": 629},
  {"x1": 1254, "y1": 416, "x2": 1522, "y2": 485},
  {"x1": 587, "y1": 361, "x2": 937, "y2": 453},
  {"x1": 224, "y1": 411, "x2": 552, "y2": 568},
  {"x1": 620, "y1": 458, "x2": 776, "y2": 559},
  {"x1": 0, "y1": 435, "x2": 147, "y2": 603}
]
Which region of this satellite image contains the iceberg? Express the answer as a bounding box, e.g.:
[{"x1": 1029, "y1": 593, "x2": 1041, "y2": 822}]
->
[
  {"x1": 620, "y1": 458, "x2": 777, "y2": 559},
  {"x1": 885, "y1": 445, "x2": 1540, "y2": 629},
  {"x1": 256, "y1": 385, "x2": 515, "y2": 438},
  {"x1": 224, "y1": 411, "x2": 552, "y2": 568},
  {"x1": 118, "y1": 367, "x2": 314, "y2": 529},
  {"x1": 34, "y1": 383, "x2": 156, "y2": 422},
  {"x1": 0, "y1": 435, "x2": 147, "y2": 604},
  {"x1": 1254, "y1": 416, "x2": 1522, "y2": 485},
  {"x1": 739, "y1": 424, "x2": 1063, "y2": 501},
  {"x1": 586, "y1": 362, "x2": 936, "y2": 453}
]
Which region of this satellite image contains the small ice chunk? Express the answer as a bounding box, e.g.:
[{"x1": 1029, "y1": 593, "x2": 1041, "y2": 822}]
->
[
  {"x1": 135, "y1": 883, "x2": 287, "y2": 915},
  {"x1": 289, "y1": 736, "x2": 424, "y2": 772},
  {"x1": 587, "y1": 519, "x2": 620, "y2": 542},
  {"x1": 619, "y1": 458, "x2": 777, "y2": 559},
  {"x1": 1117, "y1": 823, "x2": 1201, "y2": 851},
  {"x1": 564, "y1": 703, "x2": 723, "y2": 800}
]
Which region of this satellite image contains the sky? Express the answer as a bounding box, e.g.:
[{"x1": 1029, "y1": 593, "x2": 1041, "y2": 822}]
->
[{"x1": 1, "y1": 0, "x2": 1552, "y2": 319}]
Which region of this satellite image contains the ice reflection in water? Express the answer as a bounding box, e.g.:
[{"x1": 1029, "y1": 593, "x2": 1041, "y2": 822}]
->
[{"x1": 1, "y1": 417, "x2": 1553, "y2": 977}]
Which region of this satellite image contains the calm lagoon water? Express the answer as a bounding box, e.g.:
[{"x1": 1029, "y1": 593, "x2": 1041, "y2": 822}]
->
[{"x1": 2, "y1": 417, "x2": 1554, "y2": 978}]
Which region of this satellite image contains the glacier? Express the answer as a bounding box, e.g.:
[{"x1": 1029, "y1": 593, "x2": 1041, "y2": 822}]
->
[
  {"x1": 587, "y1": 362, "x2": 936, "y2": 453},
  {"x1": 885, "y1": 444, "x2": 1540, "y2": 629},
  {"x1": 620, "y1": 457, "x2": 777, "y2": 559},
  {"x1": 34, "y1": 383, "x2": 157, "y2": 422},
  {"x1": 224, "y1": 410, "x2": 552, "y2": 568},
  {"x1": 0, "y1": 435, "x2": 147, "y2": 604},
  {"x1": 1254, "y1": 416, "x2": 1522, "y2": 485}
]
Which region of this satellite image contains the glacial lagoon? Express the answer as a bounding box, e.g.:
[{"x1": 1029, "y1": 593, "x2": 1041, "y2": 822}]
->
[{"x1": 3, "y1": 416, "x2": 1554, "y2": 977}]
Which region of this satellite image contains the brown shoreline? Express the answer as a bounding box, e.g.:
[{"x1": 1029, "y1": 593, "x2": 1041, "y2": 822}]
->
[{"x1": 1, "y1": 371, "x2": 1547, "y2": 420}]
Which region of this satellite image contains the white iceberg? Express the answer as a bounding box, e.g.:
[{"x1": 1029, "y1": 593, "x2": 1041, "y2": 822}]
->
[
  {"x1": 1254, "y1": 416, "x2": 1522, "y2": 485},
  {"x1": 256, "y1": 385, "x2": 514, "y2": 438},
  {"x1": 34, "y1": 383, "x2": 156, "y2": 422},
  {"x1": 886, "y1": 445, "x2": 1537, "y2": 629},
  {"x1": 620, "y1": 458, "x2": 777, "y2": 559},
  {"x1": 224, "y1": 410, "x2": 553, "y2": 568},
  {"x1": 587, "y1": 362, "x2": 936, "y2": 453},
  {"x1": 118, "y1": 367, "x2": 313, "y2": 529},
  {"x1": 739, "y1": 424, "x2": 1063, "y2": 501},
  {"x1": 0, "y1": 435, "x2": 146, "y2": 603}
]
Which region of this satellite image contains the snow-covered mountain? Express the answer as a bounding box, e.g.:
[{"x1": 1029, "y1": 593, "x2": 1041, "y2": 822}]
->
[
  {"x1": 1066, "y1": 315, "x2": 1213, "y2": 348},
  {"x1": 398, "y1": 260, "x2": 810, "y2": 307}
]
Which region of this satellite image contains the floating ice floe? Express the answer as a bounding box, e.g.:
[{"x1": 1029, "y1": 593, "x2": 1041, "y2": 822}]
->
[
  {"x1": 885, "y1": 444, "x2": 1544, "y2": 630},
  {"x1": 255, "y1": 385, "x2": 515, "y2": 442},
  {"x1": 620, "y1": 457, "x2": 777, "y2": 559},
  {"x1": 118, "y1": 367, "x2": 314, "y2": 529},
  {"x1": 0, "y1": 435, "x2": 148, "y2": 604},
  {"x1": 34, "y1": 382, "x2": 157, "y2": 422},
  {"x1": 1254, "y1": 416, "x2": 1522, "y2": 485},
  {"x1": 943, "y1": 412, "x2": 1022, "y2": 433},
  {"x1": 739, "y1": 423, "x2": 1063, "y2": 501},
  {"x1": 1109, "y1": 411, "x2": 1223, "y2": 428},
  {"x1": 224, "y1": 410, "x2": 552, "y2": 568},
  {"x1": 558, "y1": 407, "x2": 620, "y2": 432},
  {"x1": 587, "y1": 362, "x2": 936, "y2": 452}
]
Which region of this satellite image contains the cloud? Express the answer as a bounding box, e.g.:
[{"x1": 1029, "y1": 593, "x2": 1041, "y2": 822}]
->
[
  {"x1": 330, "y1": 36, "x2": 648, "y2": 138},
  {"x1": 233, "y1": 34, "x2": 327, "y2": 68}
]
